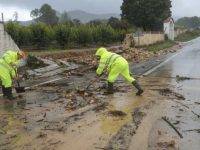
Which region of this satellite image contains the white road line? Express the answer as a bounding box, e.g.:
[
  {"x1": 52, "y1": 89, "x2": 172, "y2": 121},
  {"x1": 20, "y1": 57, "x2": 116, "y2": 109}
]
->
[
  {"x1": 143, "y1": 52, "x2": 181, "y2": 76},
  {"x1": 142, "y1": 37, "x2": 197, "y2": 76}
]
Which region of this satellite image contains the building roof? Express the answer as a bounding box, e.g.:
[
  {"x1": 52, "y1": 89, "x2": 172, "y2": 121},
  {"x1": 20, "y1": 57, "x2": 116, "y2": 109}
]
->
[{"x1": 163, "y1": 17, "x2": 174, "y2": 24}]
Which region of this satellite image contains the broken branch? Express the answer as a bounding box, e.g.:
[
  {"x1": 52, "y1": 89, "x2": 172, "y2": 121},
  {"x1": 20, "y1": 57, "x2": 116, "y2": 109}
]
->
[
  {"x1": 0, "y1": 128, "x2": 6, "y2": 134},
  {"x1": 184, "y1": 129, "x2": 200, "y2": 133},
  {"x1": 162, "y1": 116, "x2": 183, "y2": 138},
  {"x1": 171, "y1": 100, "x2": 189, "y2": 109},
  {"x1": 191, "y1": 111, "x2": 200, "y2": 118},
  {"x1": 170, "y1": 99, "x2": 200, "y2": 118},
  {"x1": 95, "y1": 147, "x2": 107, "y2": 150}
]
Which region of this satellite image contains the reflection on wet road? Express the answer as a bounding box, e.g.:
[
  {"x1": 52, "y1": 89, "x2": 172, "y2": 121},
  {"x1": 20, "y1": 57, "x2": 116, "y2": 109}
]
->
[{"x1": 149, "y1": 38, "x2": 200, "y2": 150}]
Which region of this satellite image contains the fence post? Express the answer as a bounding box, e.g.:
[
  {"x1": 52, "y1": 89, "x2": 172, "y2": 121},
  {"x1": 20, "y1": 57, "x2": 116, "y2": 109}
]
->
[
  {"x1": 1, "y1": 13, "x2": 4, "y2": 24},
  {"x1": 137, "y1": 31, "x2": 140, "y2": 46}
]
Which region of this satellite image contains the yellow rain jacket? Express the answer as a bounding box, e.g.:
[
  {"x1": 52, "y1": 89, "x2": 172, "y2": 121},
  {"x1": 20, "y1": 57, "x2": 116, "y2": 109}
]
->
[
  {"x1": 0, "y1": 50, "x2": 19, "y2": 87},
  {"x1": 96, "y1": 48, "x2": 135, "y2": 83}
]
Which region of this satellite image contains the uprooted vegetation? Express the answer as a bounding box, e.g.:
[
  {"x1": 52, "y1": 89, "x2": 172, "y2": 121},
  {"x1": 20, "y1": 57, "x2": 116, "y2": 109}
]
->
[
  {"x1": 31, "y1": 43, "x2": 180, "y2": 67},
  {"x1": 20, "y1": 45, "x2": 183, "y2": 111},
  {"x1": 176, "y1": 75, "x2": 191, "y2": 82},
  {"x1": 156, "y1": 88, "x2": 185, "y2": 100},
  {"x1": 26, "y1": 55, "x2": 48, "y2": 69}
]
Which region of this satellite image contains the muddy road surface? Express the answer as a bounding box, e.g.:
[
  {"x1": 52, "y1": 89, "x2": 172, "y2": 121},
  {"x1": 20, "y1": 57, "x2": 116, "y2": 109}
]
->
[{"x1": 0, "y1": 39, "x2": 200, "y2": 150}]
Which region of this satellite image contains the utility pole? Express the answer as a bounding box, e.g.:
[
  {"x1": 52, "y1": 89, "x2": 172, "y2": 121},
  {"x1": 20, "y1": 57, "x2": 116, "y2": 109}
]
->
[{"x1": 1, "y1": 13, "x2": 4, "y2": 24}]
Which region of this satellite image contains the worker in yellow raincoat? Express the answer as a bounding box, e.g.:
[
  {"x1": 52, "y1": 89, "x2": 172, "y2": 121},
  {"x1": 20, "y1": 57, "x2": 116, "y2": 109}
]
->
[
  {"x1": 0, "y1": 50, "x2": 26, "y2": 100},
  {"x1": 96, "y1": 47, "x2": 143, "y2": 96}
]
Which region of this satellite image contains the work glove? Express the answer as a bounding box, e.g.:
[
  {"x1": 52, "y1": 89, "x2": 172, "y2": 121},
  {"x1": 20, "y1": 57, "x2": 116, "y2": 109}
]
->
[
  {"x1": 13, "y1": 74, "x2": 20, "y2": 81},
  {"x1": 91, "y1": 64, "x2": 98, "y2": 70},
  {"x1": 97, "y1": 73, "x2": 103, "y2": 78}
]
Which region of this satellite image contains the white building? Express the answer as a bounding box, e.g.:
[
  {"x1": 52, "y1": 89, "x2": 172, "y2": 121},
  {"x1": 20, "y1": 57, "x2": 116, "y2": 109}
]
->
[{"x1": 163, "y1": 17, "x2": 175, "y2": 40}]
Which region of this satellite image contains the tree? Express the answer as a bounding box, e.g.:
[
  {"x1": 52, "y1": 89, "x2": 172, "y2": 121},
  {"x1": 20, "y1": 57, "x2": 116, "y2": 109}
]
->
[
  {"x1": 88, "y1": 19, "x2": 103, "y2": 26},
  {"x1": 13, "y1": 11, "x2": 18, "y2": 22},
  {"x1": 5, "y1": 22, "x2": 20, "y2": 45},
  {"x1": 30, "y1": 23, "x2": 53, "y2": 48},
  {"x1": 30, "y1": 8, "x2": 41, "y2": 21},
  {"x1": 39, "y1": 4, "x2": 59, "y2": 25},
  {"x1": 108, "y1": 17, "x2": 120, "y2": 28},
  {"x1": 176, "y1": 17, "x2": 200, "y2": 29},
  {"x1": 72, "y1": 19, "x2": 81, "y2": 26},
  {"x1": 121, "y1": 0, "x2": 172, "y2": 31},
  {"x1": 59, "y1": 11, "x2": 71, "y2": 23},
  {"x1": 31, "y1": 4, "x2": 58, "y2": 25},
  {"x1": 107, "y1": 17, "x2": 129, "y2": 30},
  {"x1": 76, "y1": 25, "x2": 93, "y2": 45},
  {"x1": 54, "y1": 24, "x2": 71, "y2": 48}
]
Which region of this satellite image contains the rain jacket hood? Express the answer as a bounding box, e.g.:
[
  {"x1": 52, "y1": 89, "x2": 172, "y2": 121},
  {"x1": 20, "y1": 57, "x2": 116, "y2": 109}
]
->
[{"x1": 95, "y1": 47, "x2": 108, "y2": 57}]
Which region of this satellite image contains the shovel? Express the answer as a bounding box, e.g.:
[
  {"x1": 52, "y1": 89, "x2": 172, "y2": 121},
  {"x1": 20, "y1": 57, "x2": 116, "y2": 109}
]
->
[
  {"x1": 85, "y1": 77, "x2": 100, "y2": 90},
  {"x1": 15, "y1": 81, "x2": 26, "y2": 93},
  {"x1": 85, "y1": 73, "x2": 106, "y2": 90}
]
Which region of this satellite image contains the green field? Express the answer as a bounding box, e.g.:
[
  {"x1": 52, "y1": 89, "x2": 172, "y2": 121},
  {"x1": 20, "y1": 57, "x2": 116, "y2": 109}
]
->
[
  {"x1": 145, "y1": 40, "x2": 176, "y2": 53},
  {"x1": 175, "y1": 30, "x2": 200, "y2": 42}
]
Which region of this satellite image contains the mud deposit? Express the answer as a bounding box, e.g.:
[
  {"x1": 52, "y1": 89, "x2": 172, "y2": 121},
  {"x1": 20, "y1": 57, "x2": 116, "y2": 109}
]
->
[{"x1": 1, "y1": 41, "x2": 199, "y2": 150}]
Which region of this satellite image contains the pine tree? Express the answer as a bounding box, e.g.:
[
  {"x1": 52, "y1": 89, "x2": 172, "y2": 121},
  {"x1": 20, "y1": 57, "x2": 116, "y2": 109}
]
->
[{"x1": 121, "y1": 0, "x2": 172, "y2": 31}]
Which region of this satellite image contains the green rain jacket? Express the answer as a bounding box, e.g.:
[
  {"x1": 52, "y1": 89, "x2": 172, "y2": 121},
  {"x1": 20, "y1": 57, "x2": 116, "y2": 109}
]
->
[
  {"x1": 0, "y1": 50, "x2": 19, "y2": 79},
  {"x1": 95, "y1": 48, "x2": 121, "y2": 76},
  {"x1": 95, "y1": 47, "x2": 135, "y2": 83}
]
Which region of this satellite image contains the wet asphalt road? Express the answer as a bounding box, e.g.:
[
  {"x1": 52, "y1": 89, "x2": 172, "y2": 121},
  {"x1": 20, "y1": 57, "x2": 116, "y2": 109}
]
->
[
  {"x1": 1, "y1": 39, "x2": 200, "y2": 150},
  {"x1": 149, "y1": 38, "x2": 200, "y2": 150}
]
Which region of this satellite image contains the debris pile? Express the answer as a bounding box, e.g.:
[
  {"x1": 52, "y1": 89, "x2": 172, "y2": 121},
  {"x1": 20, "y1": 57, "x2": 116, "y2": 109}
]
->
[
  {"x1": 158, "y1": 88, "x2": 185, "y2": 100},
  {"x1": 176, "y1": 75, "x2": 191, "y2": 82},
  {"x1": 108, "y1": 110, "x2": 127, "y2": 117},
  {"x1": 65, "y1": 90, "x2": 99, "y2": 111},
  {"x1": 26, "y1": 55, "x2": 48, "y2": 69},
  {"x1": 122, "y1": 45, "x2": 179, "y2": 63},
  {"x1": 41, "y1": 51, "x2": 97, "y2": 66},
  {"x1": 38, "y1": 43, "x2": 181, "y2": 71}
]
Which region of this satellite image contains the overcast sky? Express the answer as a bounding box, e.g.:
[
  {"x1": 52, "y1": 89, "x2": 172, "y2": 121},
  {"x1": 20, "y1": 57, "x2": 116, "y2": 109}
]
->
[{"x1": 0, "y1": 0, "x2": 200, "y2": 21}]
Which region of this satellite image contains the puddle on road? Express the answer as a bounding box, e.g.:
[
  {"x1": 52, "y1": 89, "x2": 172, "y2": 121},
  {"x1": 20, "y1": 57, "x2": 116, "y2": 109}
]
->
[
  {"x1": 0, "y1": 77, "x2": 164, "y2": 149},
  {"x1": 0, "y1": 91, "x2": 60, "y2": 112},
  {"x1": 90, "y1": 78, "x2": 158, "y2": 136},
  {"x1": 25, "y1": 91, "x2": 60, "y2": 106},
  {"x1": 100, "y1": 92, "x2": 145, "y2": 134},
  {"x1": 0, "y1": 83, "x2": 90, "y2": 147}
]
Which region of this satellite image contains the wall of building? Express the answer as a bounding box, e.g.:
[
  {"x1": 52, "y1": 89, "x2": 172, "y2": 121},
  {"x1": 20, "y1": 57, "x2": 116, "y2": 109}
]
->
[
  {"x1": 133, "y1": 32, "x2": 165, "y2": 47},
  {"x1": 123, "y1": 32, "x2": 165, "y2": 48},
  {"x1": 164, "y1": 22, "x2": 175, "y2": 40}
]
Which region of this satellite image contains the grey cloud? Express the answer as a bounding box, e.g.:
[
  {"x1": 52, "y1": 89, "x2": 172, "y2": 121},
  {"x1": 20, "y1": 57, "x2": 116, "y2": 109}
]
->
[
  {"x1": 1, "y1": 0, "x2": 200, "y2": 17},
  {"x1": 0, "y1": 0, "x2": 123, "y2": 14},
  {"x1": 172, "y1": 0, "x2": 200, "y2": 18}
]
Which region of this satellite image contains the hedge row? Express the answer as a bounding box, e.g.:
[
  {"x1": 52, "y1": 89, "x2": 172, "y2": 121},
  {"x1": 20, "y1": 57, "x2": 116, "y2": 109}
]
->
[{"x1": 5, "y1": 22, "x2": 127, "y2": 50}]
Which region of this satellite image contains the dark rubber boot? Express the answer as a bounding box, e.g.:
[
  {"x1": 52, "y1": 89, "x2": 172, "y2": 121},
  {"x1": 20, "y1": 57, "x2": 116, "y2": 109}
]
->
[
  {"x1": 107, "y1": 82, "x2": 114, "y2": 94},
  {"x1": 132, "y1": 81, "x2": 144, "y2": 96},
  {"x1": 2, "y1": 86, "x2": 6, "y2": 97},
  {"x1": 4, "y1": 87, "x2": 15, "y2": 100}
]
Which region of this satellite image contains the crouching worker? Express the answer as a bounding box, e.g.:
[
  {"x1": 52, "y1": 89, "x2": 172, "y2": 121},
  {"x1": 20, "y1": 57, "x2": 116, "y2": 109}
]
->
[
  {"x1": 0, "y1": 50, "x2": 27, "y2": 100},
  {"x1": 95, "y1": 47, "x2": 144, "y2": 96}
]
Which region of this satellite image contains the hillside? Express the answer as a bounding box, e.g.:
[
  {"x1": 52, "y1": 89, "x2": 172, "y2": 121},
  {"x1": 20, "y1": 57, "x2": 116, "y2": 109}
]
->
[
  {"x1": 18, "y1": 10, "x2": 120, "y2": 25},
  {"x1": 68, "y1": 10, "x2": 120, "y2": 23}
]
